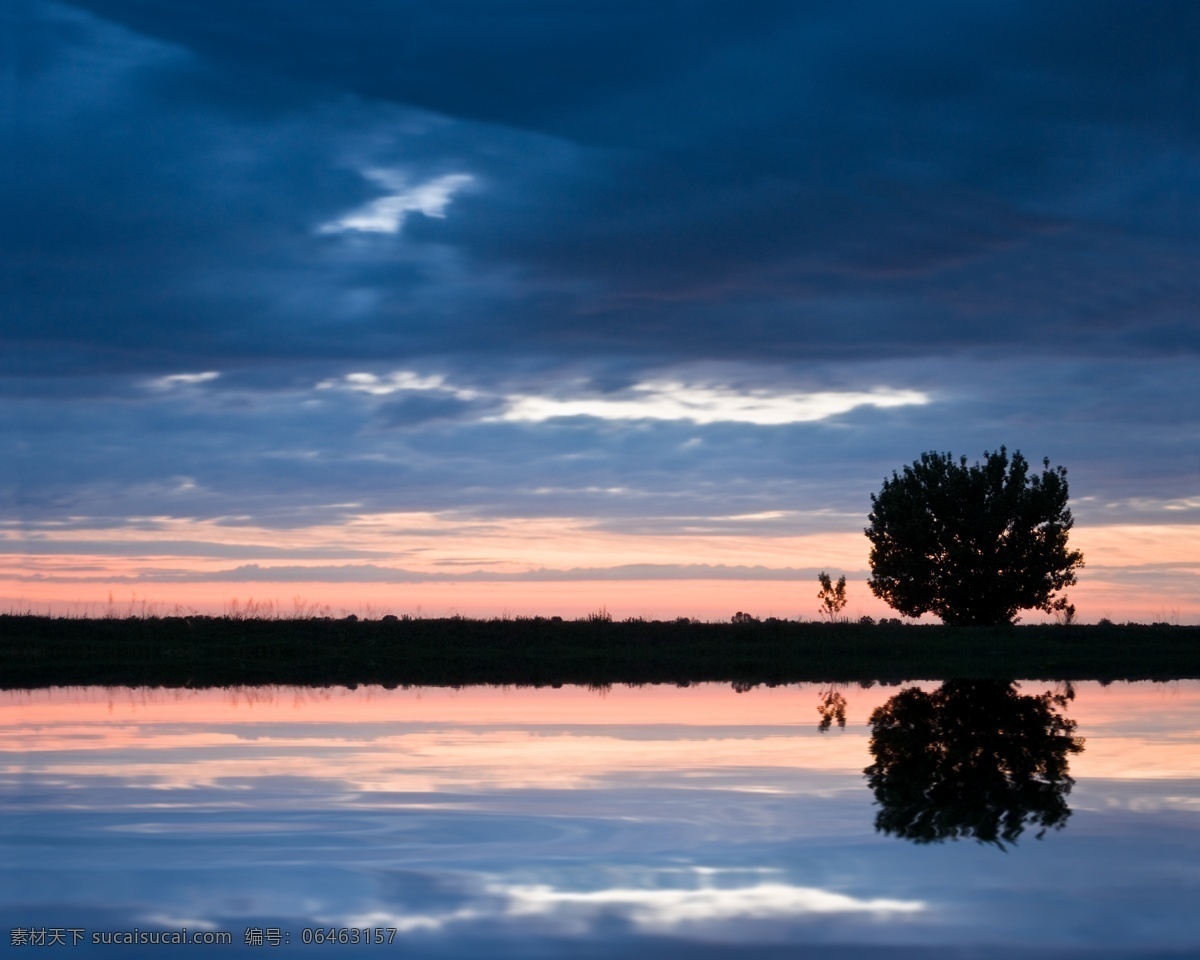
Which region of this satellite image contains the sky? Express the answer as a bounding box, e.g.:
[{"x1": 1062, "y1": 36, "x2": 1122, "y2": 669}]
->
[{"x1": 2, "y1": 0, "x2": 1198, "y2": 621}]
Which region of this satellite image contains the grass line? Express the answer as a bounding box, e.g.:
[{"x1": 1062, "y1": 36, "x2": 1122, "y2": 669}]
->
[{"x1": 1, "y1": 615, "x2": 1198, "y2": 689}]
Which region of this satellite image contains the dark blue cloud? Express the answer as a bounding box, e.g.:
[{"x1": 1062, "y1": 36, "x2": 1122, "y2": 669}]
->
[
  {"x1": 5, "y1": 0, "x2": 1197, "y2": 373},
  {"x1": 56, "y1": 0, "x2": 803, "y2": 134},
  {"x1": 378, "y1": 394, "x2": 501, "y2": 428}
]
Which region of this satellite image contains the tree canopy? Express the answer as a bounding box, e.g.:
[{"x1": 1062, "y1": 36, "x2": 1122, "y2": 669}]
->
[{"x1": 865, "y1": 448, "x2": 1083, "y2": 626}]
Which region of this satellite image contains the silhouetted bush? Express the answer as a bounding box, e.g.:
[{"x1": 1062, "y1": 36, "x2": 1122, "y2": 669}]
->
[
  {"x1": 817, "y1": 571, "x2": 849, "y2": 621},
  {"x1": 866, "y1": 448, "x2": 1083, "y2": 625}
]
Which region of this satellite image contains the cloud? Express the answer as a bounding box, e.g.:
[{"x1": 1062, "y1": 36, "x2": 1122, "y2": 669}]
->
[
  {"x1": 319, "y1": 170, "x2": 473, "y2": 235},
  {"x1": 317, "y1": 370, "x2": 476, "y2": 399},
  {"x1": 496, "y1": 383, "x2": 930, "y2": 426},
  {"x1": 316, "y1": 368, "x2": 930, "y2": 426},
  {"x1": 7, "y1": 0, "x2": 1198, "y2": 378},
  {"x1": 0, "y1": 541, "x2": 386, "y2": 560},
  {"x1": 146, "y1": 372, "x2": 220, "y2": 390},
  {"x1": 59, "y1": 0, "x2": 801, "y2": 135},
  {"x1": 377, "y1": 395, "x2": 499, "y2": 429},
  {"x1": 315, "y1": 370, "x2": 498, "y2": 426},
  {"x1": 8, "y1": 562, "x2": 847, "y2": 584}
]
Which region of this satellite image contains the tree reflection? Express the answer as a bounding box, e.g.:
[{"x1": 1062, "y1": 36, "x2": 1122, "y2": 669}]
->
[
  {"x1": 816, "y1": 687, "x2": 848, "y2": 731},
  {"x1": 865, "y1": 680, "x2": 1084, "y2": 847}
]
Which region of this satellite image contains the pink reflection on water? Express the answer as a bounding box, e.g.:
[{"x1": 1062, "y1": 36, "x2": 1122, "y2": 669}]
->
[{"x1": 3, "y1": 682, "x2": 1199, "y2": 794}]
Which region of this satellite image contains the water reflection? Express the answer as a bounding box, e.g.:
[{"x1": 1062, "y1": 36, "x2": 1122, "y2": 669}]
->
[
  {"x1": 865, "y1": 681, "x2": 1084, "y2": 847},
  {"x1": 816, "y1": 687, "x2": 848, "y2": 731},
  {"x1": 4, "y1": 682, "x2": 1199, "y2": 956}
]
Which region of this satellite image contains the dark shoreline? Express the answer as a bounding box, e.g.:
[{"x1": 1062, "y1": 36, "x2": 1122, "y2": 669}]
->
[{"x1": 2, "y1": 614, "x2": 1198, "y2": 690}]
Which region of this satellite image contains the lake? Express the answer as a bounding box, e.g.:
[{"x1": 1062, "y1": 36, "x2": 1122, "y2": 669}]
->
[{"x1": 3, "y1": 680, "x2": 1199, "y2": 957}]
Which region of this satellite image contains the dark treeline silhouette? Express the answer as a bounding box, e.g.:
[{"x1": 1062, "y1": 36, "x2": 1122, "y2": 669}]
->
[
  {"x1": 0, "y1": 614, "x2": 1197, "y2": 689},
  {"x1": 864, "y1": 680, "x2": 1084, "y2": 847}
]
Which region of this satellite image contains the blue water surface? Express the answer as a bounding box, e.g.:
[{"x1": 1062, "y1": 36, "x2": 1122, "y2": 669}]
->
[{"x1": 2, "y1": 681, "x2": 1198, "y2": 958}]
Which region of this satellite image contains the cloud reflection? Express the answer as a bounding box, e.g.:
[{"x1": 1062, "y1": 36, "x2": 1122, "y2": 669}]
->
[
  {"x1": 343, "y1": 873, "x2": 923, "y2": 938},
  {"x1": 501, "y1": 878, "x2": 924, "y2": 927}
]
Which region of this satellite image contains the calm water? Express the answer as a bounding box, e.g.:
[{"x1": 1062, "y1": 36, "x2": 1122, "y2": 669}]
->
[{"x1": 2, "y1": 681, "x2": 1199, "y2": 958}]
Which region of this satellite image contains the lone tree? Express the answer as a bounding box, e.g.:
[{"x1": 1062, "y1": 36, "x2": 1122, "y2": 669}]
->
[
  {"x1": 816, "y1": 571, "x2": 848, "y2": 621},
  {"x1": 865, "y1": 448, "x2": 1083, "y2": 626}
]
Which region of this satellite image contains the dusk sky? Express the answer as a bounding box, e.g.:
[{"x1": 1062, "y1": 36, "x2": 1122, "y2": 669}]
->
[{"x1": 3, "y1": 1, "x2": 1198, "y2": 621}]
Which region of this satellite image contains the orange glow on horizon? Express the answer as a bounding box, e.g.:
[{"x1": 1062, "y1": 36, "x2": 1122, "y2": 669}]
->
[
  {"x1": 1, "y1": 517, "x2": 1196, "y2": 623},
  {"x1": 2, "y1": 574, "x2": 1197, "y2": 623}
]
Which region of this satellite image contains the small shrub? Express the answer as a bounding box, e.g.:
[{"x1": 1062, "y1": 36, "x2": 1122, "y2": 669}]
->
[
  {"x1": 1052, "y1": 600, "x2": 1076, "y2": 626},
  {"x1": 817, "y1": 572, "x2": 849, "y2": 621}
]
